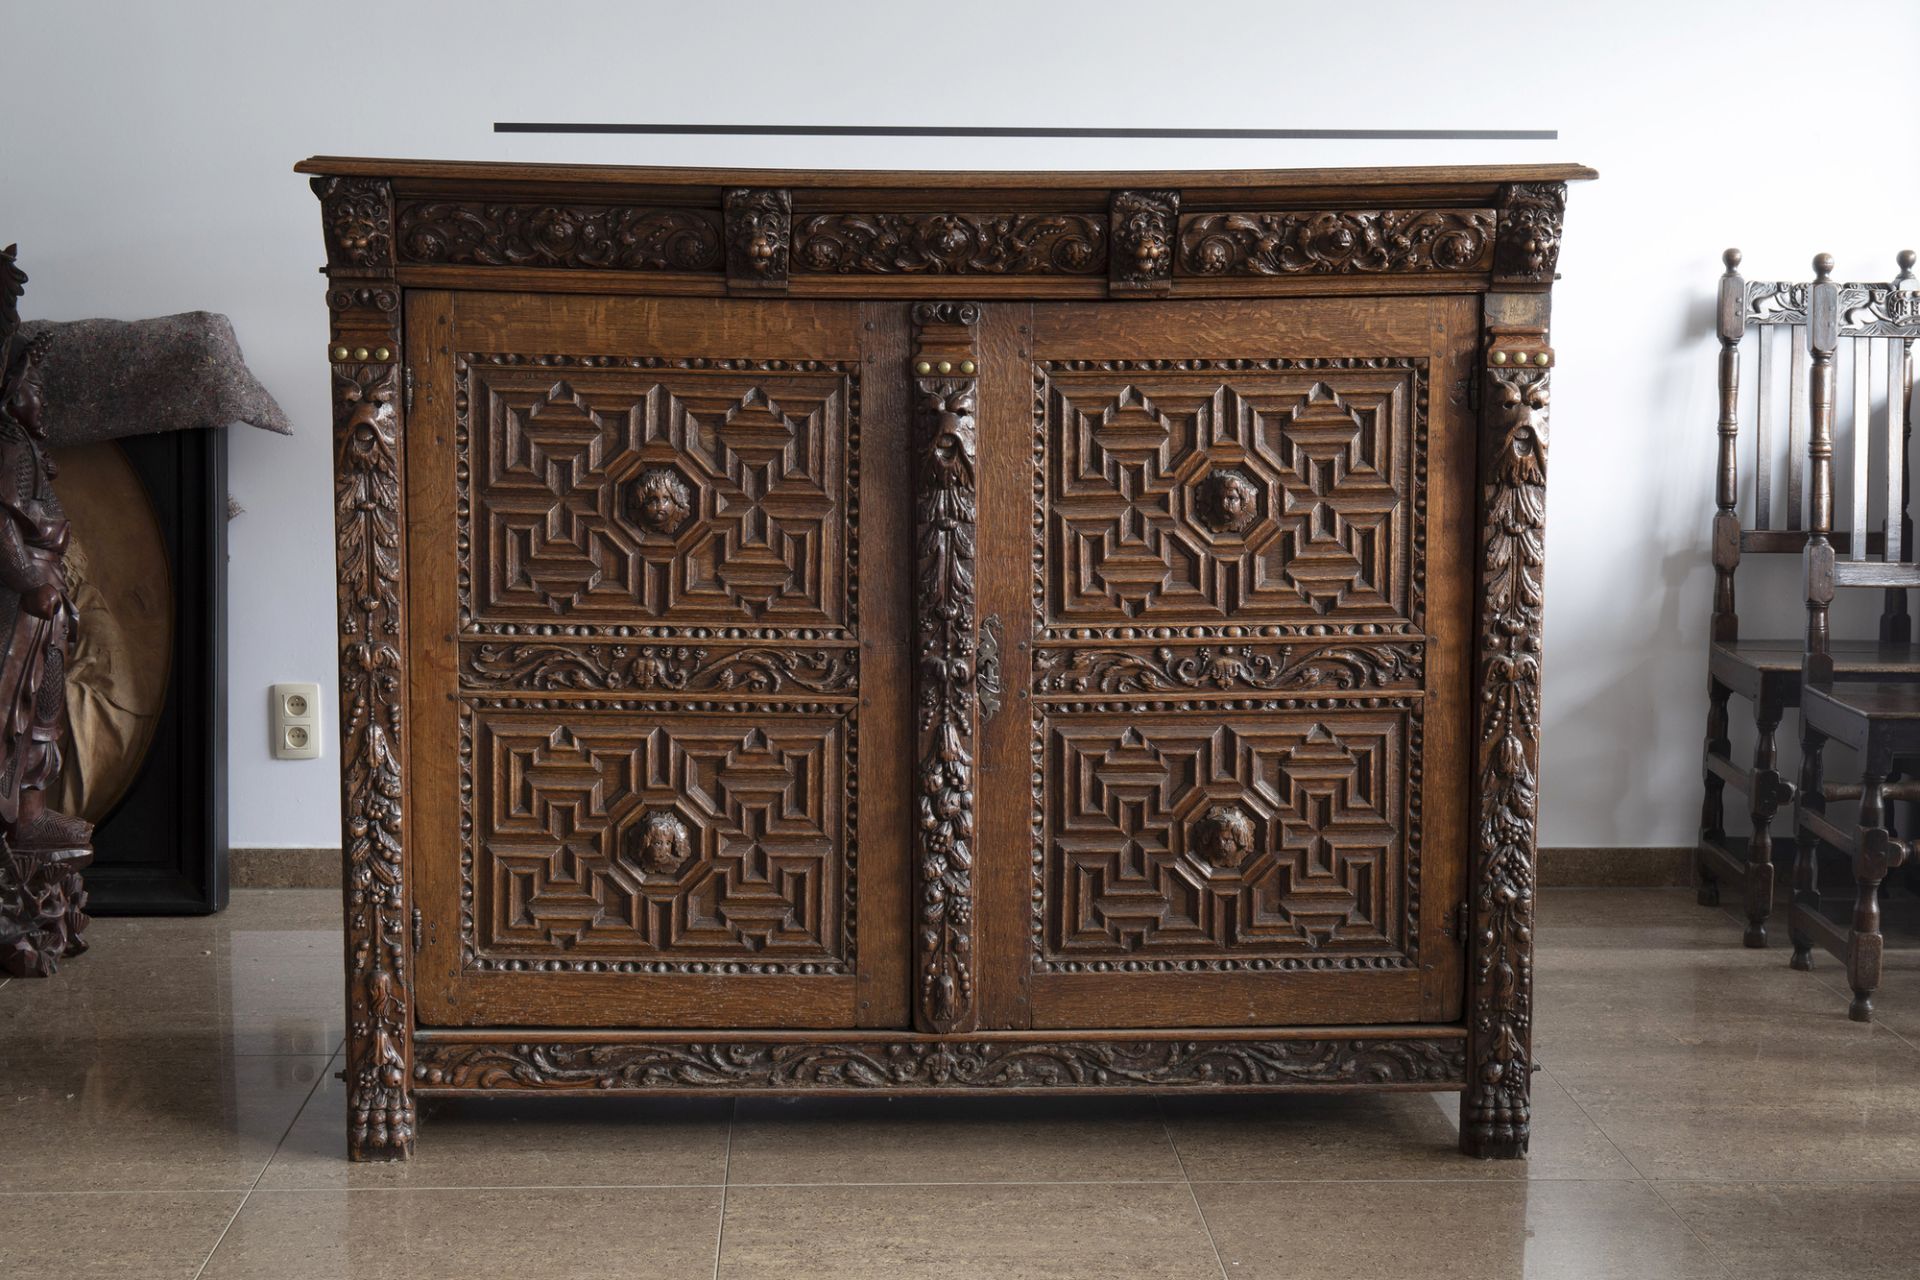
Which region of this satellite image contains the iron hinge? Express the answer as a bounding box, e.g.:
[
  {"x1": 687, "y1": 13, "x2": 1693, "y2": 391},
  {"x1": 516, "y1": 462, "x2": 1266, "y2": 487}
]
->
[
  {"x1": 1452, "y1": 901, "x2": 1473, "y2": 945},
  {"x1": 403, "y1": 364, "x2": 416, "y2": 415},
  {"x1": 411, "y1": 907, "x2": 424, "y2": 952}
]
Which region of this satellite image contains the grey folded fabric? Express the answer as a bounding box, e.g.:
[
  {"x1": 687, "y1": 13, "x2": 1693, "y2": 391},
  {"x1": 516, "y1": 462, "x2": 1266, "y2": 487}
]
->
[{"x1": 17, "y1": 312, "x2": 291, "y2": 446}]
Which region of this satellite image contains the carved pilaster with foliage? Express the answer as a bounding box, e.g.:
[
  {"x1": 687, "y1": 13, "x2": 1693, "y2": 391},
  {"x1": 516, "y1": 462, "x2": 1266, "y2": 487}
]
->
[
  {"x1": 1110, "y1": 190, "x2": 1179, "y2": 295},
  {"x1": 315, "y1": 175, "x2": 415, "y2": 1161},
  {"x1": 724, "y1": 188, "x2": 791, "y2": 292},
  {"x1": 1462, "y1": 326, "x2": 1551, "y2": 1158},
  {"x1": 911, "y1": 301, "x2": 981, "y2": 1034}
]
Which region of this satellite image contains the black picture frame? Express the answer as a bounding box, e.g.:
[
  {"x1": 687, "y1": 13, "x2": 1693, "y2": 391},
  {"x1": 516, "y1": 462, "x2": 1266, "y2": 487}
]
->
[{"x1": 79, "y1": 428, "x2": 228, "y2": 914}]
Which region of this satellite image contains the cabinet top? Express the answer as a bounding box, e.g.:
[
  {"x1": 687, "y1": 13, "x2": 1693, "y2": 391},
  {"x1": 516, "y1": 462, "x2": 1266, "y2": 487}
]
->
[{"x1": 295, "y1": 156, "x2": 1595, "y2": 199}]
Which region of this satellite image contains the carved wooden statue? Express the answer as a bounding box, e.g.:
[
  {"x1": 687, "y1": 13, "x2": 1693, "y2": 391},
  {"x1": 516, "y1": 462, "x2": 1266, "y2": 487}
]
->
[{"x1": 0, "y1": 243, "x2": 93, "y2": 978}]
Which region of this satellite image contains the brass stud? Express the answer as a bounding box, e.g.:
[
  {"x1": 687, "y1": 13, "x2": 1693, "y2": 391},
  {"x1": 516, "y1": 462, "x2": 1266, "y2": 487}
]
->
[
  {"x1": 936, "y1": 359, "x2": 953, "y2": 374},
  {"x1": 1491, "y1": 350, "x2": 1508, "y2": 365},
  {"x1": 914, "y1": 360, "x2": 932, "y2": 375},
  {"x1": 373, "y1": 346, "x2": 392, "y2": 361},
  {"x1": 330, "y1": 344, "x2": 349, "y2": 361},
  {"x1": 959, "y1": 359, "x2": 976, "y2": 375},
  {"x1": 1535, "y1": 351, "x2": 1551, "y2": 367},
  {"x1": 352, "y1": 346, "x2": 370, "y2": 361}
]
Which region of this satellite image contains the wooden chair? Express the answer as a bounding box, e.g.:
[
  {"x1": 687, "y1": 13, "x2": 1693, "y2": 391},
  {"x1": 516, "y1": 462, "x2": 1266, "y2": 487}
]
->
[
  {"x1": 1698, "y1": 250, "x2": 1920, "y2": 945},
  {"x1": 1792, "y1": 251, "x2": 1920, "y2": 1020}
]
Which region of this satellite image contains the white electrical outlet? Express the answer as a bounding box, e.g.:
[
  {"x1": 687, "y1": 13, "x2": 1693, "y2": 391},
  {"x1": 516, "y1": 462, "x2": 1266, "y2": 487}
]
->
[{"x1": 271, "y1": 682, "x2": 323, "y2": 760}]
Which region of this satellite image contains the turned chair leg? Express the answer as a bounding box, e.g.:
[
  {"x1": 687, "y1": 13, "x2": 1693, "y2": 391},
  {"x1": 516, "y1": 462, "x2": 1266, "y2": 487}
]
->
[
  {"x1": 1848, "y1": 762, "x2": 1903, "y2": 1023},
  {"x1": 1698, "y1": 677, "x2": 1733, "y2": 907},
  {"x1": 1743, "y1": 705, "x2": 1786, "y2": 947},
  {"x1": 1790, "y1": 722, "x2": 1827, "y2": 971}
]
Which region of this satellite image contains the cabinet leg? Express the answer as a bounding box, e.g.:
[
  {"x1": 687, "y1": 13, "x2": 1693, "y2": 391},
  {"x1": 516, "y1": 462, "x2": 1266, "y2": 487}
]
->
[{"x1": 1459, "y1": 1081, "x2": 1530, "y2": 1160}]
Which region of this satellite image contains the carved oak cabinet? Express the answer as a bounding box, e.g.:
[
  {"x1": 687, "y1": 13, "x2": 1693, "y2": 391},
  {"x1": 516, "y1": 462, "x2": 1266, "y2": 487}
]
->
[{"x1": 296, "y1": 157, "x2": 1593, "y2": 1161}]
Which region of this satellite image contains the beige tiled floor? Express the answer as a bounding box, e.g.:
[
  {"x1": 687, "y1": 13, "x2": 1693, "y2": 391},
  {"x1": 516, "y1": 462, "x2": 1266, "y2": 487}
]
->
[{"x1": 5, "y1": 886, "x2": 1920, "y2": 1278}]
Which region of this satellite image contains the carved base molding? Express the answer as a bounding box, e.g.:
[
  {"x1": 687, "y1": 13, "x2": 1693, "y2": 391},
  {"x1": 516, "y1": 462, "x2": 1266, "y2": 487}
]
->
[
  {"x1": 413, "y1": 1030, "x2": 1466, "y2": 1094},
  {"x1": 0, "y1": 844, "x2": 92, "y2": 979}
]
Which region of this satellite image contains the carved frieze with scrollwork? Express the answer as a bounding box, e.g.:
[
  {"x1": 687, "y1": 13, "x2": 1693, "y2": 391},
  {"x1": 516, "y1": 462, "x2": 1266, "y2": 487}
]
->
[
  {"x1": 1180, "y1": 209, "x2": 1496, "y2": 276},
  {"x1": 395, "y1": 201, "x2": 723, "y2": 271},
  {"x1": 1033, "y1": 642, "x2": 1424, "y2": 694},
  {"x1": 414, "y1": 1034, "x2": 1466, "y2": 1092},
  {"x1": 796, "y1": 213, "x2": 1105, "y2": 275}
]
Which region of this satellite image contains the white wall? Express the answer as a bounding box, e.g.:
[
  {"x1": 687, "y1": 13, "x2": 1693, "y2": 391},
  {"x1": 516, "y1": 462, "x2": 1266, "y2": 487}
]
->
[{"x1": 4, "y1": 0, "x2": 1917, "y2": 851}]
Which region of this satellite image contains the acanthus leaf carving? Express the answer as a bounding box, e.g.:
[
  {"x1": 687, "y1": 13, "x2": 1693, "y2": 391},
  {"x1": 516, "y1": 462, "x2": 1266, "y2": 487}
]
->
[
  {"x1": 1462, "y1": 351, "x2": 1549, "y2": 1159},
  {"x1": 413, "y1": 1034, "x2": 1466, "y2": 1092},
  {"x1": 395, "y1": 201, "x2": 723, "y2": 272},
  {"x1": 459, "y1": 642, "x2": 858, "y2": 695},
  {"x1": 1179, "y1": 209, "x2": 1495, "y2": 276},
  {"x1": 1033, "y1": 641, "x2": 1424, "y2": 695},
  {"x1": 796, "y1": 212, "x2": 1105, "y2": 275}
]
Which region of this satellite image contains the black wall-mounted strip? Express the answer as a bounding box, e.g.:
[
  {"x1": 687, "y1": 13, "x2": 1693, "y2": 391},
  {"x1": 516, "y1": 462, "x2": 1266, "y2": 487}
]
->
[{"x1": 494, "y1": 123, "x2": 1557, "y2": 141}]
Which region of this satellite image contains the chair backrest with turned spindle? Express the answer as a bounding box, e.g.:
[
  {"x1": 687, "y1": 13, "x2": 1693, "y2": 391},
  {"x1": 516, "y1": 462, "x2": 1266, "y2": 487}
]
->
[
  {"x1": 1802, "y1": 251, "x2": 1920, "y2": 684},
  {"x1": 1713, "y1": 250, "x2": 1838, "y2": 642}
]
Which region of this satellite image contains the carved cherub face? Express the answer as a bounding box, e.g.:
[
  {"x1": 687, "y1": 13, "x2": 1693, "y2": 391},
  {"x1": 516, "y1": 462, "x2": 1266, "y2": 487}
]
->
[
  {"x1": 1201, "y1": 471, "x2": 1259, "y2": 534},
  {"x1": 633, "y1": 811, "x2": 692, "y2": 875},
  {"x1": 1198, "y1": 804, "x2": 1254, "y2": 869},
  {"x1": 632, "y1": 468, "x2": 691, "y2": 534}
]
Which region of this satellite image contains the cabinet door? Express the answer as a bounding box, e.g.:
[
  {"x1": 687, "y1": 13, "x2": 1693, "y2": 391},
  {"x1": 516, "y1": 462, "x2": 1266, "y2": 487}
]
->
[
  {"x1": 974, "y1": 296, "x2": 1478, "y2": 1029},
  {"x1": 405, "y1": 292, "x2": 910, "y2": 1028}
]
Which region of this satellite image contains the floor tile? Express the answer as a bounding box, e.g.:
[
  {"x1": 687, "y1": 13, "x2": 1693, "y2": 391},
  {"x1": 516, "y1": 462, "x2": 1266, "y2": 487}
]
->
[
  {"x1": 1163, "y1": 1069, "x2": 1633, "y2": 1181},
  {"x1": 1653, "y1": 1180, "x2": 1920, "y2": 1280},
  {"x1": 0, "y1": 1191, "x2": 242, "y2": 1280},
  {"x1": 0, "y1": 900, "x2": 342, "y2": 1057},
  {"x1": 727, "y1": 1095, "x2": 1183, "y2": 1185},
  {"x1": 0, "y1": 1052, "x2": 328, "y2": 1192},
  {"x1": 1549, "y1": 1028, "x2": 1920, "y2": 1180},
  {"x1": 1532, "y1": 945, "x2": 1878, "y2": 1059},
  {"x1": 1195, "y1": 1180, "x2": 1728, "y2": 1279},
  {"x1": 717, "y1": 1182, "x2": 1221, "y2": 1279},
  {"x1": 260, "y1": 1053, "x2": 731, "y2": 1188},
  {"x1": 199, "y1": 1187, "x2": 722, "y2": 1279}
]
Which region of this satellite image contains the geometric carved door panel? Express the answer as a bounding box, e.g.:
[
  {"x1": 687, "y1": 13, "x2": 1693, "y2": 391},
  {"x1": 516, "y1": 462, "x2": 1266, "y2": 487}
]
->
[
  {"x1": 459, "y1": 358, "x2": 854, "y2": 631},
  {"x1": 1040, "y1": 360, "x2": 1422, "y2": 629},
  {"x1": 1038, "y1": 708, "x2": 1417, "y2": 969},
  {"x1": 1004, "y1": 297, "x2": 1478, "y2": 1029},
  {"x1": 408, "y1": 292, "x2": 905, "y2": 1031},
  {"x1": 467, "y1": 707, "x2": 851, "y2": 970}
]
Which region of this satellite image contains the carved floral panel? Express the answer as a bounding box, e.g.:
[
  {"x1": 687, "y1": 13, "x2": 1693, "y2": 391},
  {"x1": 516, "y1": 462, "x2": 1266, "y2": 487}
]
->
[
  {"x1": 466, "y1": 706, "x2": 852, "y2": 971},
  {"x1": 459, "y1": 358, "x2": 855, "y2": 633},
  {"x1": 1037, "y1": 360, "x2": 1425, "y2": 632},
  {"x1": 1035, "y1": 708, "x2": 1418, "y2": 970}
]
